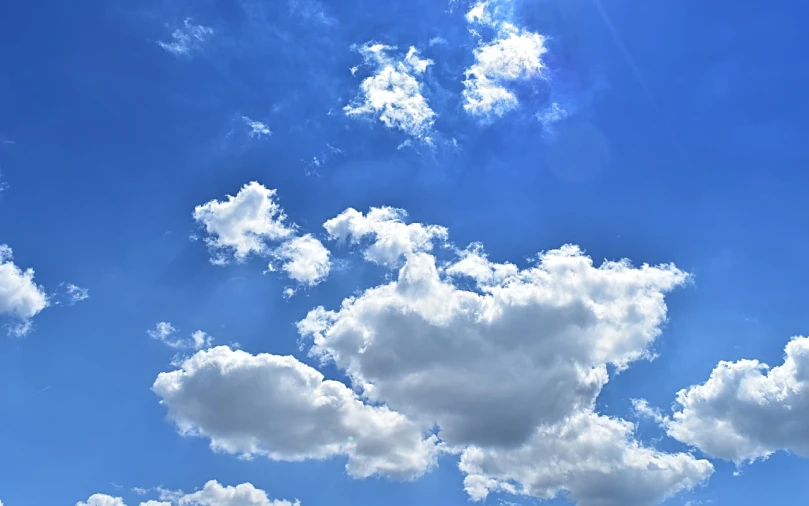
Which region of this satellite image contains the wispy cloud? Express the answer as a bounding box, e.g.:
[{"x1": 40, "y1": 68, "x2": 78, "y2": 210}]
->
[
  {"x1": 158, "y1": 18, "x2": 214, "y2": 57},
  {"x1": 242, "y1": 116, "x2": 272, "y2": 139}
]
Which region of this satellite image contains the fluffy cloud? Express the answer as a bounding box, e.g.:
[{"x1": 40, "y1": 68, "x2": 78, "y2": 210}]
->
[
  {"x1": 344, "y1": 43, "x2": 435, "y2": 140},
  {"x1": 77, "y1": 481, "x2": 294, "y2": 506},
  {"x1": 323, "y1": 207, "x2": 447, "y2": 266},
  {"x1": 460, "y1": 411, "x2": 713, "y2": 506},
  {"x1": 298, "y1": 209, "x2": 711, "y2": 504},
  {"x1": 0, "y1": 244, "x2": 49, "y2": 336},
  {"x1": 270, "y1": 234, "x2": 331, "y2": 287},
  {"x1": 178, "y1": 480, "x2": 298, "y2": 506},
  {"x1": 463, "y1": 1, "x2": 549, "y2": 118},
  {"x1": 152, "y1": 346, "x2": 440, "y2": 480},
  {"x1": 76, "y1": 495, "x2": 126, "y2": 506},
  {"x1": 147, "y1": 322, "x2": 213, "y2": 350},
  {"x1": 158, "y1": 18, "x2": 214, "y2": 57},
  {"x1": 193, "y1": 182, "x2": 331, "y2": 288},
  {"x1": 644, "y1": 336, "x2": 809, "y2": 464},
  {"x1": 193, "y1": 182, "x2": 293, "y2": 263}
]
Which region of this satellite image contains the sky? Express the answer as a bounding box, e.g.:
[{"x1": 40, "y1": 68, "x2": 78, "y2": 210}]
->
[{"x1": 1, "y1": 0, "x2": 808, "y2": 505}]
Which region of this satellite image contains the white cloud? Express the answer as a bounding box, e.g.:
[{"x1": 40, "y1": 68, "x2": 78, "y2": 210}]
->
[
  {"x1": 76, "y1": 494, "x2": 126, "y2": 506},
  {"x1": 242, "y1": 116, "x2": 271, "y2": 139},
  {"x1": 323, "y1": 207, "x2": 447, "y2": 267},
  {"x1": 148, "y1": 322, "x2": 213, "y2": 351},
  {"x1": 158, "y1": 18, "x2": 214, "y2": 57},
  {"x1": 177, "y1": 480, "x2": 298, "y2": 506},
  {"x1": 344, "y1": 43, "x2": 436, "y2": 140},
  {"x1": 0, "y1": 244, "x2": 49, "y2": 336},
  {"x1": 152, "y1": 346, "x2": 441, "y2": 480},
  {"x1": 463, "y1": 2, "x2": 549, "y2": 118},
  {"x1": 459, "y1": 411, "x2": 713, "y2": 506},
  {"x1": 270, "y1": 235, "x2": 331, "y2": 287},
  {"x1": 299, "y1": 210, "x2": 711, "y2": 504},
  {"x1": 193, "y1": 183, "x2": 331, "y2": 289},
  {"x1": 65, "y1": 283, "x2": 90, "y2": 305},
  {"x1": 646, "y1": 336, "x2": 809, "y2": 464},
  {"x1": 77, "y1": 481, "x2": 294, "y2": 506},
  {"x1": 193, "y1": 182, "x2": 294, "y2": 264}
]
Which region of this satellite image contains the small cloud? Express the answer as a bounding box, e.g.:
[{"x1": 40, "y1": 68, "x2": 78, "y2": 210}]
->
[
  {"x1": 428, "y1": 36, "x2": 447, "y2": 46},
  {"x1": 242, "y1": 116, "x2": 271, "y2": 139},
  {"x1": 148, "y1": 322, "x2": 214, "y2": 350},
  {"x1": 64, "y1": 283, "x2": 89, "y2": 305},
  {"x1": 132, "y1": 487, "x2": 148, "y2": 495},
  {"x1": 536, "y1": 102, "x2": 568, "y2": 131},
  {"x1": 158, "y1": 18, "x2": 213, "y2": 57},
  {"x1": 344, "y1": 43, "x2": 436, "y2": 141}
]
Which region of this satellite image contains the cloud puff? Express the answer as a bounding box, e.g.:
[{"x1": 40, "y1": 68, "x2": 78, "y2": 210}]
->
[
  {"x1": 270, "y1": 234, "x2": 331, "y2": 287},
  {"x1": 77, "y1": 480, "x2": 295, "y2": 506},
  {"x1": 147, "y1": 322, "x2": 213, "y2": 351},
  {"x1": 158, "y1": 18, "x2": 214, "y2": 57},
  {"x1": 344, "y1": 43, "x2": 436, "y2": 140},
  {"x1": 298, "y1": 209, "x2": 711, "y2": 504},
  {"x1": 323, "y1": 207, "x2": 447, "y2": 267},
  {"x1": 76, "y1": 495, "x2": 127, "y2": 506},
  {"x1": 642, "y1": 336, "x2": 809, "y2": 464},
  {"x1": 0, "y1": 244, "x2": 49, "y2": 336},
  {"x1": 193, "y1": 183, "x2": 331, "y2": 289},
  {"x1": 463, "y1": 1, "x2": 549, "y2": 118},
  {"x1": 152, "y1": 346, "x2": 440, "y2": 480},
  {"x1": 193, "y1": 182, "x2": 294, "y2": 263}
]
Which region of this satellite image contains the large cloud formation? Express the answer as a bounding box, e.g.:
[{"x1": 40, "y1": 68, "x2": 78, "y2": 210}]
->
[
  {"x1": 152, "y1": 347, "x2": 440, "y2": 480},
  {"x1": 0, "y1": 244, "x2": 49, "y2": 336},
  {"x1": 159, "y1": 205, "x2": 714, "y2": 505},
  {"x1": 641, "y1": 335, "x2": 809, "y2": 464},
  {"x1": 193, "y1": 182, "x2": 331, "y2": 288}
]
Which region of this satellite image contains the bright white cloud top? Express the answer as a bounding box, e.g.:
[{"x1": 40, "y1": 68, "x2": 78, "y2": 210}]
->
[
  {"x1": 158, "y1": 18, "x2": 214, "y2": 57},
  {"x1": 193, "y1": 182, "x2": 331, "y2": 288},
  {"x1": 463, "y1": 1, "x2": 549, "y2": 118},
  {"x1": 77, "y1": 480, "x2": 297, "y2": 506},
  {"x1": 344, "y1": 43, "x2": 436, "y2": 140},
  {"x1": 159, "y1": 206, "x2": 713, "y2": 505},
  {"x1": 323, "y1": 207, "x2": 447, "y2": 266},
  {"x1": 0, "y1": 244, "x2": 49, "y2": 336},
  {"x1": 638, "y1": 335, "x2": 809, "y2": 464},
  {"x1": 152, "y1": 346, "x2": 440, "y2": 480}
]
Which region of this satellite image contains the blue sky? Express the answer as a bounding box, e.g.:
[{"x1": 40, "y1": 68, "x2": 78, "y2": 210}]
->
[{"x1": 1, "y1": 0, "x2": 808, "y2": 505}]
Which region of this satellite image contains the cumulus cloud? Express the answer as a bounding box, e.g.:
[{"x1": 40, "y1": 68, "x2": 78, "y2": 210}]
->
[
  {"x1": 323, "y1": 207, "x2": 447, "y2": 267},
  {"x1": 463, "y1": 1, "x2": 549, "y2": 118},
  {"x1": 76, "y1": 495, "x2": 126, "y2": 506},
  {"x1": 193, "y1": 182, "x2": 293, "y2": 264},
  {"x1": 177, "y1": 480, "x2": 298, "y2": 506},
  {"x1": 148, "y1": 322, "x2": 213, "y2": 350},
  {"x1": 269, "y1": 234, "x2": 331, "y2": 287},
  {"x1": 77, "y1": 480, "x2": 295, "y2": 506},
  {"x1": 642, "y1": 336, "x2": 809, "y2": 464},
  {"x1": 193, "y1": 182, "x2": 331, "y2": 289},
  {"x1": 152, "y1": 346, "x2": 440, "y2": 480},
  {"x1": 298, "y1": 209, "x2": 711, "y2": 504},
  {"x1": 460, "y1": 411, "x2": 713, "y2": 506},
  {"x1": 344, "y1": 43, "x2": 436, "y2": 140},
  {"x1": 0, "y1": 244, "x2": 49, "y2": 336},
  {"x1": 158, "y1": 18, "x2": 214, "y2": 57}
]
